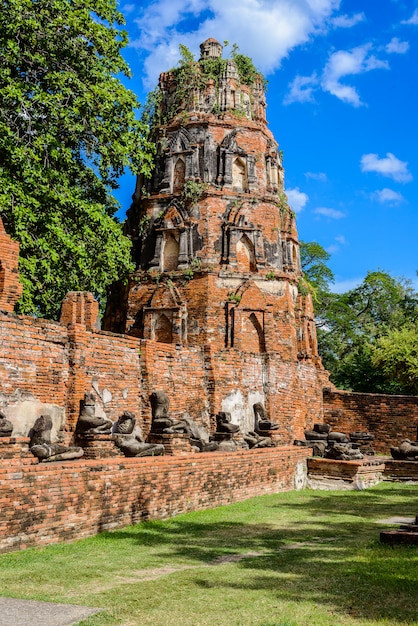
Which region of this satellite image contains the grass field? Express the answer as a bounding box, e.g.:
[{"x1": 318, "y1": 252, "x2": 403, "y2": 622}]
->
[{"x1": 0, "y1": 482, "x2": 417, "y2": 625}]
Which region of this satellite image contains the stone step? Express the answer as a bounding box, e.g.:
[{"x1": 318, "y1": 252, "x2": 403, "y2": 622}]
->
[{"x1": 380, "y1": 530, "x2": 418, "y2": 546}]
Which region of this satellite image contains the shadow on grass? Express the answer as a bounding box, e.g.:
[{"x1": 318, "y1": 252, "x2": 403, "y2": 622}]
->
[{"x1": 94, "y1": 484, "x2": 418, "y2": 624}]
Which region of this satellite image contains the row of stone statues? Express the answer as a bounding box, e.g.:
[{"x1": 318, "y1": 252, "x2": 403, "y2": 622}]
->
[
  {"x1": 0, "y1": 392, "x2": 280, "y2": 462},
  {"x1": 295, "y1": 423, "x2": 375, "y2": 461}
]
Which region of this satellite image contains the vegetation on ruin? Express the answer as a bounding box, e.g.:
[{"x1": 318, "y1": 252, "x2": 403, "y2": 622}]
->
[
  {"x1": 0, "y1": 0, "x2": 154, "y2": 318},
  {"x1": 0, "y1": 483, "x2": 417, "y2": 625},
  {"x1": 181, "y1": 179, "x2": 208, "y2": 206},
  {"x1": 300, "y1": 241, "x2": 418, "y2": 394},
  {"x1": 143, "y1": 43, "x2": 265, "y2": 130}
]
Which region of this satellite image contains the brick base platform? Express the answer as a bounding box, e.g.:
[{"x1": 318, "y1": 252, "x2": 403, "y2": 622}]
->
[
  {"x1": 0, "y1": 437, "x2": 37, "y2": 466},
  {"x1": 307, "y1": 457, "x2": 385, "y2": 490},
  {"x1": 382, "y1": 459, "x2": 418, "y2": 482},
  {"x1": 381, "y1": 516, "x2": 418, "y2": 546},
  {"x1": 0, "y1": 445, "x2": 310, "y2": 553},
  {"x1": 76, "y1": 434, "x2": 123, "y2": 460}
]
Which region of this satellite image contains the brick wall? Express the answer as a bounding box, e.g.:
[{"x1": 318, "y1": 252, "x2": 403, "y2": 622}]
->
[
  {"x1": 0, "y1": 218, "x2": 22, "y2": 312},
  {"x1": 0, "y1": 446, "x2": 310, "y2": 553},
  {"x1": 0, "y1": 312, "x2": 70, "y2": 437},
  {"x1": 323, "y1": 389, "x2": 418, "y2": 453}
]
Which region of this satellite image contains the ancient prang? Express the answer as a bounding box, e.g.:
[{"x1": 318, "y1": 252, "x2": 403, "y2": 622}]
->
[
  {"x1": 4, "y1": 38, "x2": 418, "y2": 555},
  {"x1": 104, "y1": 38, "x2": 328, "y2": 438}
]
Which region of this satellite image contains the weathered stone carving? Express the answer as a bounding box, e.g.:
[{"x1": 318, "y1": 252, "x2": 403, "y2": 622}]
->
[
  {"x1": 391, "y1": 439, "x2": 418, "y2": 460},
  {"x1": 150, "y1": 391, "x2": 189, "y2": 434},
  {"x1": 253, "y1": 403, "x2": 279, "y2": 431},
  {"x1": 243, "y1": 431, "x2": 275, "y2": 449},
  {"x1": 325, "y1": 442, "x2": 364, "y2": 461},
  {"x1": 301, "y1": 423, "x2": 372, "y2": 460},
  {"x1": 76, "y1": 392, "x2": 113, "y2": 435},
  {"x1": 349, "y1": 431, "x2": 375, "y2": 455},
  {"x1": 149, "y1": 393, "x2": 218, "y2": 451},
  {"x1": 327, "y1": 431, "x2": 350, "y2": 444},
  {"x1": 114, "y1": 434, "x2": 165, "y2": 457},
  {"x1": 113, "y1": 411, "x2": 136, "y2": 435},
  {"x1": 113, "y1": 410, "x2": 164, "y2": 456},
  {"x1": 29, "y1": 415, "x2": 84, "y2": 462},
  {"x1": 181, "y1": 413, "x2": 219, "y2": 452},
  {"x1": 216, "y1": 412, "x2": 240, "y2": 434},
  {"x1": 0, "y1": 411, "x2": 13, "y2": 437}
]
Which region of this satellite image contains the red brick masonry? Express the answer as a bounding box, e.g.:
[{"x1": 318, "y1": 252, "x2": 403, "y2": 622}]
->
[
  {"x1": 323, "y1": 388, "x2": 418, "y2": 454},
  {"x1": 0, "y1": 446, "x2": 310, "y2": 553}
]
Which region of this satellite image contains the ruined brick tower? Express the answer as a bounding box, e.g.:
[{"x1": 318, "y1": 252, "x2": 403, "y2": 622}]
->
[{"x1": 104, "y1": 39, "x2": 328, "y2": 437}]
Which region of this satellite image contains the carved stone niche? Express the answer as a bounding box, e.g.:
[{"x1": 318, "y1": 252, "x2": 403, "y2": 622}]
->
[
  {"x1": 159, "y1": 128, "x2": 200, "y2": 194},
  {"x1": 143, "y1": 283, "x2": 187, "y2": 345},
  {"x1": 217, "y1": 130, "x2": 257, "y2": 192},
  {"x1": 282, "y1": 239, "x2": 300, "y2": 272},
  {"x1": 149, "y1": 203, "x2": 195, "y2": 271},
  {"x1": 226, "y1": 283, "x2": 268, "y2": 353},
  {"x1": 221, "y1": 204, "x2": 265, "y2": 271}
]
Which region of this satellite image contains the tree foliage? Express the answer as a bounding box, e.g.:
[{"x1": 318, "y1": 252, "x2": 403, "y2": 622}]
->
[
  {"x1": 300, "y1": 242, "x2": 418, "y2": 395},
  {"x1": 372, "y1": 326, "x2": 418, "y2": 395},
  {"x1": 0, "y1": 0, "x2": 154, "y2": 318},
  {"x1": 300, "y1": 240, "x2": 334, "y2": 295}
]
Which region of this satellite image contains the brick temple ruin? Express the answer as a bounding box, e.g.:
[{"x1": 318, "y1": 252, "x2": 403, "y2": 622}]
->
[{"x1": 1, "y1": 39, "x2": 418, "y2": 552}]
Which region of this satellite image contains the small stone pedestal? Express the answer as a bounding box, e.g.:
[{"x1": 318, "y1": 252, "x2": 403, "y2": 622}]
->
[
  {"x1": 77, "y1": 434, "x2": 122, "y2": 460},
  {"x1": 380, "y1": 515, "x2": 418, "y2": 546},
  {"x1": 147, "y1": 432, "x2": 193, "y2": 455},
  {"x1": 0, "y1": 437, "x2": 37, "y2": 465},
  {"x1": 307, "y1": 457, "x2": 385, "y2": 490},
  {"x1": 383, "y1": 459, "x2": 418, "y2": 481}
]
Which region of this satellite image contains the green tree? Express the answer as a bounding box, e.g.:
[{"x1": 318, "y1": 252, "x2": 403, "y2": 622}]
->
[
  {"x1": 300, "y1": 240, "x2": 334, "y2": 295},
  {"x1": 317, "y1": 271, "x2": 418, "y2": 393},
  {"x1": 0, "y1": 0, "x2": 154, "y2": 318},
  {"x1": 372, "y1": 326, "x2": 418, "y2": 395}
]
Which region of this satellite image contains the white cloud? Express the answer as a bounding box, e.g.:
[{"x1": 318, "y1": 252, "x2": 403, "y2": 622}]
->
[
  {"x1": 305, "y1": 171, "x2": 327, "y2": 181},
  {"x1": 128, "y1": 0, "x2": 342, "y2": 87},
  {"x1": 314, "y1": 207, "x2": 346, "y2": 219},
  {"x1": 360, "y1": 152, "x2": 412, "y2": 183},
  {"x1": 330, "y1": 12, "x2": 365, "y2": 28},
  {"x1": 332, "y1": 277, "x2": 362, "y2": 293},
  {"x1": 327, "y1": 234, "x2": 346, "y2": 254},
  {"x1": 283, "y1": 74, "x2": 318, "y2": 104},
  {"x1": 321, "y1": 44, "x2": 389, "y2": 106},
  {"x1": 122, "y1": 3, "x2": 135, "y2": 14},
  {"x1": 286, "y1": 187, "x2": 309, "y2": 213},
  {"x1": 372, "y1": 188, "x2": 405, "y2": 204},
  {"x1": 401, "y1": 9, "x2": 418, "y2": 25},
  {"x1": 386, "y1": 37, "x2": 409, "y2": 54}
]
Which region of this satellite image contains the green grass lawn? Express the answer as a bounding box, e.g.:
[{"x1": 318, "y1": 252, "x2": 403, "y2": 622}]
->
[{"x1": 0, "y1": 483, "x2": 417, "y2": 625}]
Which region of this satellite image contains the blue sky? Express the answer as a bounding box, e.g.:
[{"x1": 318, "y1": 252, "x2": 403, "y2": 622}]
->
[{"x1": 114, "y1": 0, "x2": 418, "y2": 292}]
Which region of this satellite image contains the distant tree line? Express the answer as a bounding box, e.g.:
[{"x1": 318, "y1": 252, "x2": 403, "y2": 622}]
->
[{"x1": 301, "y1": 241, "x2": 418, "y2": 395}]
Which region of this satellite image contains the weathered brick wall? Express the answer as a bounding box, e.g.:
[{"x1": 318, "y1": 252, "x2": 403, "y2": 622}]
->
[
  {"x1": 0, "y1": 446, "x2": 310, "y2": 553},
  {"x1": 323, "y1": 389, "x2": 418, "y2": 453},
  {"x1": 0, "y1": 312, "x2": 70, "y2": 437},
  {"x1": 0, "y1": 311, "x2": 148, "y2": 440},
  {"x1": 139, "y1": 340, "x2": 209, "y2": 432},
  {"x1": 0, "y1": 218, "x2": 22, "y2": 312}
]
